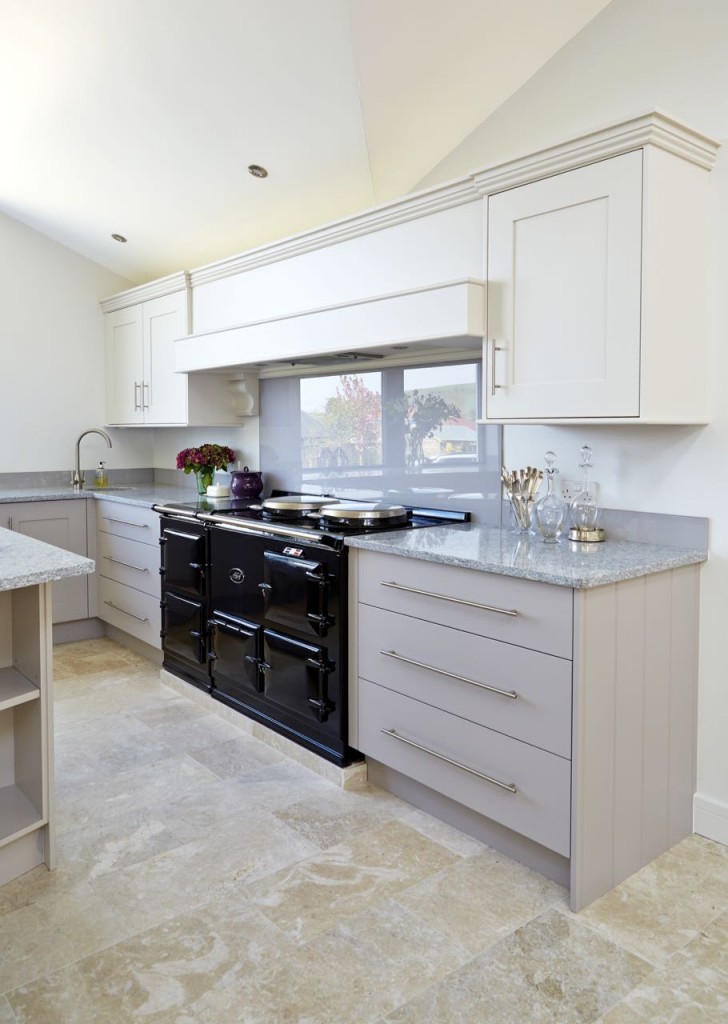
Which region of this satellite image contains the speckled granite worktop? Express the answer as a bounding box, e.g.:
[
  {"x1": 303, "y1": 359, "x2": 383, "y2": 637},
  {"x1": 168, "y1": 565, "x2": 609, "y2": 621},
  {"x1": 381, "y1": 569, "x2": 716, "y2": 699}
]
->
[
  {"x1": 0, "y1": 485, "x2": 193, "y2": 509},
  {"x1": 0, "y1": 527, "x2": 94, "y2": 592},
  {"x1": 345, "y1": 523, "x2": 707, "y2": 589}
]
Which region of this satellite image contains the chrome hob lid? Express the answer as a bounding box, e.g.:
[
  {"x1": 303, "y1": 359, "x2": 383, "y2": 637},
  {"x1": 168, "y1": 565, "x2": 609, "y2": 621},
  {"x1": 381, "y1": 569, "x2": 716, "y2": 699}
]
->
[
  {"x1": 260, "y1": 495, "x2": 340, "y2": 512},
  {"x1": 318, "y1": 501, "x2": 407, "y2": 520}
]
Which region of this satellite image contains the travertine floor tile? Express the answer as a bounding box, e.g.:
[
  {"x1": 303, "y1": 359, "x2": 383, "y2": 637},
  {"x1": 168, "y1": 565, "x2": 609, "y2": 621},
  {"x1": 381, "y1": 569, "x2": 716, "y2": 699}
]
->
[
  {"x1": 395, "y1": 847, "x2": 566, "y2": 954},
  {"x1": 0, "y1": 889, "x2": 125, "y2": 994},
  {"x1": 598, "y1": 907, "x2": 728, "y2": 1022},
  {"x1": 246, "y1": 818, "x2": 459, "y2": 944},
  {"x1": 55, "y1": 754, "x2": 219, "y2": 835},
  {"x1": 6, "y1": 898, "x2": 294, "y2": 1024},
  {"x1": 0, "y1": 996, "x2": 17, "y2": 1022},
  {"x1": 90, "y1": 811, "x2": 321, "y2": 935},
  {"x1": 575, "y1": 835, "x2": 728, "y2": 966},
  {"x1": 195, "y1": 899, "x2": 469, "y2": 1024},
  {"x1": 186, "y1": 733, "x2": 287, "y2": 780},
  {"x1": 271, "y1": 784, "x2": 410, "y2": 848},
  {"x1": 384, "y1": 908, "x2": 652, "y2": 1024}
]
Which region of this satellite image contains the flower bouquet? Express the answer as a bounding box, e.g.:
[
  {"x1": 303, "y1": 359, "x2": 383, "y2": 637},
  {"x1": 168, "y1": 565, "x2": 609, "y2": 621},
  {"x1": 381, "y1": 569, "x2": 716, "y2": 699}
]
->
[{"x1": 176, "y1": 444, "x2": 236, "y2": 495}]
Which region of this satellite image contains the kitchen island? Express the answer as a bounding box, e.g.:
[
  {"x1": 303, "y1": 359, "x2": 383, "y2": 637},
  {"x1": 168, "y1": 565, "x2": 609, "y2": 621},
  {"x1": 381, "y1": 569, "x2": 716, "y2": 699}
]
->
[
  {"x1": 0, "y1": 527, "x2": 93, "y2": 885},
  {"x1": 346, "y1": 526, "x2": 707, "y2": 910}
]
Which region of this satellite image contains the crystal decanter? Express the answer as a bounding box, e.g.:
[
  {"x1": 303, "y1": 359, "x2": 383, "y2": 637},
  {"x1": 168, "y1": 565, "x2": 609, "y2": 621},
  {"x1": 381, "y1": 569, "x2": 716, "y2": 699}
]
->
[
  {"x1": 568, "y1": 445, "x2": 605, "y2": 542},
  {"x1": 534, "y1": 451, "x2": 567, "y2": 543}
]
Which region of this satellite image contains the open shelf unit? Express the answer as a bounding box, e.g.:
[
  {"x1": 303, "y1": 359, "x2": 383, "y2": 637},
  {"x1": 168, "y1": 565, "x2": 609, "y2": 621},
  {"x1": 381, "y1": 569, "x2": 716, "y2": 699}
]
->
[{"x1": 0, "y1": 584, "x2": 54, "y2": 885}]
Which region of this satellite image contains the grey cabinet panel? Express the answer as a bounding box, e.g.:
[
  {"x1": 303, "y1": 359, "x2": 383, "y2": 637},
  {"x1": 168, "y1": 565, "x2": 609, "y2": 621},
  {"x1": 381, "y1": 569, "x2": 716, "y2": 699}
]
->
[
  {"x1": 8, "y1": 500, "x2": 88, "y2": 623},
  {"x1": 357, "y1": 550, "x2": 573, "y2": 658},
  {"x1": 358, "y1": 604, "x2": 572, "y2": 758},
  {"x1": 358, "y1": 679, "x2": 571, "y2": 857}
]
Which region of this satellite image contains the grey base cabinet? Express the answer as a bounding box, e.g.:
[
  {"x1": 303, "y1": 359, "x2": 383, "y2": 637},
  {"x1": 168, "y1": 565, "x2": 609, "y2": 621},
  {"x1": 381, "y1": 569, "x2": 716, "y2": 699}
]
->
[
  {"x1": 349, "y1": 548, "x2": 700, "y2": 911},
  {"x1": 5, "y1": 501, "x2": 89, "y2": 623},
  {"x1": 96, "y1": 500, "x2": 162, "y2": 649}
]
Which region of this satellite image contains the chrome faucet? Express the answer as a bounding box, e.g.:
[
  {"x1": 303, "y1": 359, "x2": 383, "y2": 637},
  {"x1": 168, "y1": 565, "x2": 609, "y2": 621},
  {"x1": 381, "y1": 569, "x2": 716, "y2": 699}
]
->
[{"x1": 72, "y1": 429, "x2": 112, "y2": 490}]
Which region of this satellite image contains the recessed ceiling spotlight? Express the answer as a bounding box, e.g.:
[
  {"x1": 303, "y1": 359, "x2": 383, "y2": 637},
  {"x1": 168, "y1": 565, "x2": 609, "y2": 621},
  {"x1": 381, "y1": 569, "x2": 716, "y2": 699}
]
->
[
  {"x1": 248, "y1": 164, "x2": 268, "y2": 178},
  {"x1": 111, "y1": 233, "x2": 127, "y2": 243}
]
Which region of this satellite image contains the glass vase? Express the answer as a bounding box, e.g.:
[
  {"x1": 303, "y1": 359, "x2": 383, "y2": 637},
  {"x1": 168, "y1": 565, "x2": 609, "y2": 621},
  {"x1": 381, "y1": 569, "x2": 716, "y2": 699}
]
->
[{"x1": 194, "y1": 468, "x2": 214, "y2": 495}]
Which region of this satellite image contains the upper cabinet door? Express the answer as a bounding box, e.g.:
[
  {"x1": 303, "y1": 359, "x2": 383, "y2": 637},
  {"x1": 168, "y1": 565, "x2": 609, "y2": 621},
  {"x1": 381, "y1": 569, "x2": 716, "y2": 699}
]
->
[
  {"x1": 142, "y1": 292, "x2": 188, "y2": 425},
  {"x1": 105, "y1": 306, "x2": 144, "y2": 425},
  {"x1": 486, "y1": 151, "x2": 643, "y2": 420}
]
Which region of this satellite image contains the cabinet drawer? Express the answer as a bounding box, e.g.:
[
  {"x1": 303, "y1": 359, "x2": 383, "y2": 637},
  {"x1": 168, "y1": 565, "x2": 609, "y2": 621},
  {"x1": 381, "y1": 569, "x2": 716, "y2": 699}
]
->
[
  {"x1": 97, "y1": 532, "x2": 161, "y2": 598},
  {"x1": 359, "y1": 604, "x2": 572, "y2": 758},
  {"x1": 98, "y1": 577, "x2": 161, "y2": 649},
  {"x1": 359, "y1": 679, "x2": 571, "y2": 856},
  {"x1": 96, "y1": 500, "x2": 158, "y2": 545},
  {"x1": 357, "y1": 551, "x2": 572, "y2": 658}
]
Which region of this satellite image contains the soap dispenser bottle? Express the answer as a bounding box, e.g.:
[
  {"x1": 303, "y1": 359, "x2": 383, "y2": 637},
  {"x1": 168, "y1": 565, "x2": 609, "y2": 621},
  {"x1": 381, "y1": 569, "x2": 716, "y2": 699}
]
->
[{"x1": 95, "y1": 461, "x2": 108, "y2": 489}]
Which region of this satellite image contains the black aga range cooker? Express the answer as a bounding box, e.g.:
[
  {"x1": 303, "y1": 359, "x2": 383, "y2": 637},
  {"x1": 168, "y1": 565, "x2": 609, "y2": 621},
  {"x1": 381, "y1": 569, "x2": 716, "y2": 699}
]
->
[{"x1": 153, "y1": 492, "x2": 469, "y2": 766}]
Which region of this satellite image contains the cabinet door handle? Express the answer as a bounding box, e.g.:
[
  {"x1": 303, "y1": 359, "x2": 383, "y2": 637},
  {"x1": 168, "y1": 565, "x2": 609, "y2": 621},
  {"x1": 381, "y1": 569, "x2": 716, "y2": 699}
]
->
[
  {"x1": 103, "y1": 554, "x2": 149, "y2": 573},
  {"x1": 6, "y1": 516, "x2": 12, "y2": 530},
  {"x1": 134, "y1": 381, "x2": 142, "y2": 411},
  {"x1": 381, "y1": 650, "x2": 517, "y2": 699},
  {"x1": 104, "y1": 600, "x2": 149, "y2": 623},
  {"x1": 381, "y1": 728, "x2": 517, "y2": 793},
  {"x1": 380, "y1": 581, "x2": 518, "y2": 617},
  {"x1": 104, "y1": 516, "x2": 149, "y2": 529},
  {"x1": 490, "y1": 339, "x2": 505, "y2": 397},
  {"x1": 142, "y1": 382, "x2": 150, "y2": 410}
]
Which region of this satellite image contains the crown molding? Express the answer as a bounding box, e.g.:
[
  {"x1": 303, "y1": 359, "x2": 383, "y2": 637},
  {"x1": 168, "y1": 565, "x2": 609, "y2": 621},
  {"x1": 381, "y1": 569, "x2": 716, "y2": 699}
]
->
[
  {"x1": 470, "y1": 110, "x2": 720, "y2": 196},
  {"x1": 188, "y1": 178, "x2": 479, "y2": 288},
  {"x1": 99, "y1": 271, "x2": 190, "y2": 312}
]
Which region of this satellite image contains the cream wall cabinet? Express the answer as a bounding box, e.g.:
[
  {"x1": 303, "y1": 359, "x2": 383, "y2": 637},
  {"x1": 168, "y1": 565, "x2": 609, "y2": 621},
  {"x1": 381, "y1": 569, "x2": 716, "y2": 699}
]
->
[
  {"x1": 102, "y1": 274, "x2": 240, "y2": 427},
  {"x1": 105, "y1": 291, "x2": 189, "y2": 426},
  {"x1": 349, "y1": 548, "x2": 700, "y2": 911},
  {"x1": 96, "y1": 501, "x2": 161, "y2": 649},
  {"x1": 484, "y1": 144, "x2": 713, "y2": 423},
  {"x1": 5, "y1": 501, "x2": 89, "y2": 623}
]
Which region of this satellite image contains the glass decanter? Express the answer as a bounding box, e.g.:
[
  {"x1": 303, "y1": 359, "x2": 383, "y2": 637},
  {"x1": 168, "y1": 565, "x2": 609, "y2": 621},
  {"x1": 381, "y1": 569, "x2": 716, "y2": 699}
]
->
[
  {"x1": 569, "y1": 445, "x2": 604, "y2": 540},
  {"x1": 535, "y1": 451, "x2": 566, "y2": 543}
]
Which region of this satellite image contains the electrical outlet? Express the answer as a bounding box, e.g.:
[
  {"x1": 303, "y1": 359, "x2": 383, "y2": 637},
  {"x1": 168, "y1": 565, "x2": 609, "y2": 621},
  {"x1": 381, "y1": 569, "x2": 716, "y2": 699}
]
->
[{"x1": 560, "y1": 479, "x2": 599, "y2": 503}]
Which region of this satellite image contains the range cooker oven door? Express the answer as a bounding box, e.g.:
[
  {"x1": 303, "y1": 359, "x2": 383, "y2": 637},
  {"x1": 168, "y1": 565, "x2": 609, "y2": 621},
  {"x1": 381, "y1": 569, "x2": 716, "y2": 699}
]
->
[
  {"x1": 161, "y1": 592, "x2": 207, "y2": 668},
  {"x1": 261, "y1": 629, "x2": 339, "y2": 736},
  {"x1": 160, "y1": 519, "x2": 206, "y2": 597},
  {"x1": 261, "y1": 551, "x2": 335, "y2": 638},
  {"x1": 208, "y1": 613, "x2": 263, "y2": 703}
]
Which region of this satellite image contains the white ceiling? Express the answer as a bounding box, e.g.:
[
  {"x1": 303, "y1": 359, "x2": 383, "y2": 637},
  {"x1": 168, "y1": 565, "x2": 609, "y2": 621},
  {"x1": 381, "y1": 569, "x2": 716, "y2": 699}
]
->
[{"x1": 0, "y1": 0, "x2": 612, "y2": 284}]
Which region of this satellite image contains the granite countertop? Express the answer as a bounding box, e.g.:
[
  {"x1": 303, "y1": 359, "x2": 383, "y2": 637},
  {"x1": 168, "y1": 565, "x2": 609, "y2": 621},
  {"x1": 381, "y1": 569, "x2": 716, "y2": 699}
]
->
[
  {"x1": 0, "y1": 527, "x2": 94, "y2": 592},
  {"x1": 345, "y1": 523, "x2": 708, "y2": 589},
  {"x1": 0, "y1": 485, "x2": 194, "y2": 509}
]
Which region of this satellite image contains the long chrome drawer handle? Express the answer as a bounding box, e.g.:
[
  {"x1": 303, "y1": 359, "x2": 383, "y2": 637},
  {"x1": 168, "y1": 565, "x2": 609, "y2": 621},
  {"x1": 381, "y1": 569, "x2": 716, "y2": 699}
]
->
[
  {"x1": 381, "y1": 729, "x2": 517, "y2": 793},
  {"x1": 104, "y1": 516, "x2": 149, "y2": 529},
  {"x1": 381, "y1": 650, "x2": 517, "y2": 699},
  {"x1": 103, "y1": 555, "x2": 149, "y2": 573},
  {"x1": 103, "y1": 600, "x2": 149, "y2": 623},
  {"x1": 380, "y1": 581, "x2": 518, "y2": 617}
]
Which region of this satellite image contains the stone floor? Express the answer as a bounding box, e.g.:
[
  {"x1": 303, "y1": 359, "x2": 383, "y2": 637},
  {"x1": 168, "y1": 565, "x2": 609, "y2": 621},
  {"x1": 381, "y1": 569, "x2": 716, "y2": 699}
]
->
[{"x1": 1, "y1": 638, "x2": 728, "y2": 1023}]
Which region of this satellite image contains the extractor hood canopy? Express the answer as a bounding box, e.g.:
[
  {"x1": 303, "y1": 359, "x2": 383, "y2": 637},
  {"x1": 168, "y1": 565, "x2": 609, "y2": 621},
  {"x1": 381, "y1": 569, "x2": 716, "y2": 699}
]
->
[{"x1": 174, "y1": 279, "x2": 486, "y2": 377}]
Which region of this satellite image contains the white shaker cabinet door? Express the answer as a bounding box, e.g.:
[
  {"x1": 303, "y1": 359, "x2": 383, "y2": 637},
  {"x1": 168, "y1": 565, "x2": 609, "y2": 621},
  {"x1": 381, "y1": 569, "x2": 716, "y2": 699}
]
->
[
  {"x1": 142, "y1": 291, "x2": 188, "y2": 425},
  {"x1": 486, "y1": 150, "x2": 643, "y2": 420},
  {"x1": 105, "y1": 305, "x2": 145, "y2": 425}
]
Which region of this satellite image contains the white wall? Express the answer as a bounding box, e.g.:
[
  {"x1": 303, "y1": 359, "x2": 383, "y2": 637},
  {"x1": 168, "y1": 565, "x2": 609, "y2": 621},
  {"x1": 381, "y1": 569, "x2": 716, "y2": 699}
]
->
[
  {"x1": 418, "y1": 0, "x2": 728, "y2": 843},
  {"x1": 0, "y1": 211, "x2": 153, "y2": 474}
]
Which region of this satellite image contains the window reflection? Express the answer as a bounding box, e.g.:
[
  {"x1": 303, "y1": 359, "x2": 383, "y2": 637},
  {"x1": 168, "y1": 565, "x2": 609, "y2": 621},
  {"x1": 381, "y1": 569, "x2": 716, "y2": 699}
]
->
[
  {"x1": 300, "y1": 363, "x2": 480, "y2": 475},
  {"x1": 260, "y1": 359, "x2": 501, "y2": 524}
]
